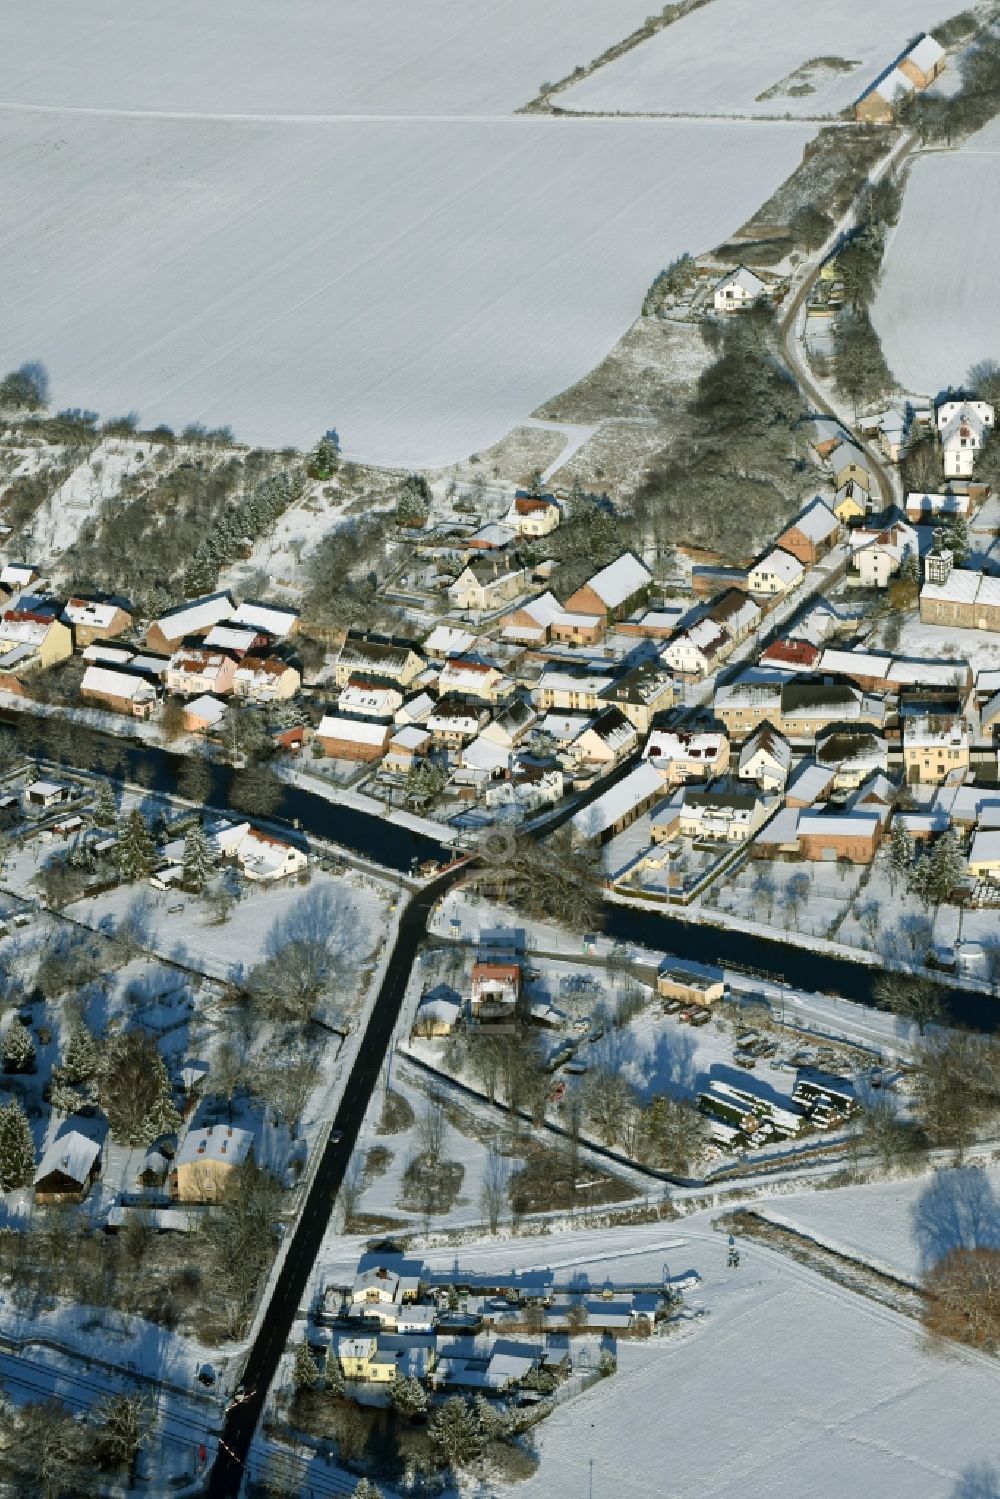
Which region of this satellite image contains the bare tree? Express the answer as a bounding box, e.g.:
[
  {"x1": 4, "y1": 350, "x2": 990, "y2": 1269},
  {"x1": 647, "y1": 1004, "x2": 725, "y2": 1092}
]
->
[
  {"x1": 417, "y1": 1095, "x2": 447, "y2": 1166},
  {"x1": 872, "y1": 972, "x2": 943, "y2": 1035},
  {"x1": 480, "y1": 1143, "x2": 509, "y2": 1233}
]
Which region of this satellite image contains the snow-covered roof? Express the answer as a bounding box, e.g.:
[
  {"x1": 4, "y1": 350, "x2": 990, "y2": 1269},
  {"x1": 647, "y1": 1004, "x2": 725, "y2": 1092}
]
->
[
  {"x1": 82, "y1": 643, "x2": 134, "y2": 665},
  {"x1": 571, "y1": 762, "x2": 664, "y2": 839},
  {"x1": 785, "y1": 499, "x2": 839, "y2": 545},
  {"x1": 390, "y1": 724, "x2": 431, "y2": 750},
  {"x1": 204, "y1": 625, "x2": 260, "y2": 652},
  {"x1": 828, "y1": 441, "x2": 868, "y2": 473},
  {"x1": 0, "y1": 563, "x2": 35, "y2": 587},
  {"x1": 797, "y1": 811, "x2": 881, "y2": 838},
  {"x1": 81, "y1": 664, "x2": 156, "y2": 701},
  {"x1": 395, "y1": 691, "x2": 435, "y2": 725},
  {"x1": 63, "y1": 597, "x2": 125, "y2": 629},
  {"x1": 584, "y1": 553, "x2": 652, "y2": 610},
  {"x1": 230, "y1": 600, "x2": 298, "y2": 636},
  {"x1": 423, "y1": 624, "x2": 476, "y2": 656},
  {"x1": 906, "y1": 491, "x2": 968, "y2": 516},
  {"x1": 870, "y1": 67, "x2": 914, "y2": 105},
  {"x1": 751, "y1": 548, "x2": 804, "y2": 584},
  {"x1": 176, "y1": 1124, "x2": 253, "y2": 1169},
  {"x1": 921, "y1": 569, "x2": 982, "y2": 606},
  {"x1": 538, "y1": 666, "x2": 614, "y2": 695},
  {"x1": 905, "y1": 714, "x2": 967, "y2": 748},
  {"x1": 153, "y1": 591, "x2": 234, "y2": 640},
  {"x1": 644, "y1": 729, "x2": 727, "y2": 764},
  {"x1": 820, "y1": 649, "x2": 890, "y2": 680},
  {"x1": 461, "y1": 735, "x2": 511, "y2": 772},
  {"x1": 906, "y1": 33, "x2": 945, "y2": 72},
  {"x1": 539, "y1": 712, "x2": 591, "y2": 743},
  {"x1": 969, "y1": 829, "x2": 1000, "y2": 867},
  {"x1": 785, "y1": 761, "x2": 836, "y2": 804},
  {"x1": 35, "y1": 1129, "x2": 100, "y2": 1186},
  {"x1": 185, "y1": 693, "x2": 227, "y2": 726},
  {"x1": 317, "y1": 715, "x2": 389, "y2": 745},
  {"x1": 715, "y1": 265, "x2": 765, "y2": 297}
]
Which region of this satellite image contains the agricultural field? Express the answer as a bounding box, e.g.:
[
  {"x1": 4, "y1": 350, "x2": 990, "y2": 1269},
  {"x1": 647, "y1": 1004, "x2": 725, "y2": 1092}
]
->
[
  {"x1": 0, "y1": 109, "x2": 813, "y2": 465},
  {"x1": 872, "y1": 116, "x2": 1000, "y2": 397},
  {"x1": 560, "y1": 0, "x2": 967, "y2": 117}
]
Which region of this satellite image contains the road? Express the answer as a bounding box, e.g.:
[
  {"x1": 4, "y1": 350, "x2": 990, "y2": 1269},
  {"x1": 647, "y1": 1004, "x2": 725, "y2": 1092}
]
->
[{"x1": 204, "y1": 866, "x2": 462, "y2": 1497}]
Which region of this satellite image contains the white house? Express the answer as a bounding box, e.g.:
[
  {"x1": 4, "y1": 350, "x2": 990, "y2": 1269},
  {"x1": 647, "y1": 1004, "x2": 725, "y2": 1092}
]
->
[
  {"x1": 937, "y1": 399, "x2": 994, "y2": 479},
  {"x1": 850, "y1": 521, "x2": 918, "y2": 588},
  {"x1": 747, "y1": 548, "x2": 804, "y2": 596},
  {"x1": 661, "y1": 618, "x2": 731, "y2": 678},
  {"x1": 737, "y1": 725, "x2": 792, "y2": 792},
  {"x1": 713, "y1": 266, "x2": 765, "y2": 312}
]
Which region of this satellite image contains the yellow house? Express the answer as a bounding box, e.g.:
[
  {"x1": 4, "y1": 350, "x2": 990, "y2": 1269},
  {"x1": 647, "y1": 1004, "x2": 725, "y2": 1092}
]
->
[
  {"x1": 968, "y1": 830, "x2": 1000, "y2": 880},
  {"x1": 0, "y1": 609, "x2": 73, "y2": 672},
  {"x1": 834, "y1": 480, "x2": 868, "y2": 526},
  {"x1": 171, "y1": 1125, "x2": 253, "y2": 1203},
  {"x1": 335, "y1": 1335, "x2": 378, "y2": 1380}
]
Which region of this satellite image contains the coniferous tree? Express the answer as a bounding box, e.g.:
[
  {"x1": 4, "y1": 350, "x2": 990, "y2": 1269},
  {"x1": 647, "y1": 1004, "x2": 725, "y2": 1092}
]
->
[
  {"x1": 94, "y1": 780, "x2": 118, "y2": 828},
  {"x1": 292, "y1": 1341, "x2": 321, "y2": 1391},
  {"x1": 115, "y1": 810, "x2": 156, "y2": 883},
  {"x1": 0, "y1": 1099, "x2": 35, "y2": 1188},
  {"x1": 182, "y1": 825, "x2": 213, "y2": 892},
  {"x1": 61, "y1": 1023, "x2": 100, "y2": 1086},
  {"x1": 99, "y1": 1032, "x2": 180, "y2": 1145},
  {"x1": 3, "y1": 1018, "x2": 35, "y2": 1074}
]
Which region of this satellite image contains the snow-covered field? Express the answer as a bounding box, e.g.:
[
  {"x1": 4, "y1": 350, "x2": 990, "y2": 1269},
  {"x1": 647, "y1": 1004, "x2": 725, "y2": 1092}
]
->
[
  {"x1": 761, "y1": 1162, "x2": 1000, "y2": 1282},
  {"x1": 560, "y1": 0, "x2": 962, "y2": 117},
  {"x1": 873, "y1": 119, "x2": 1000, "y2": 398},
  {"x1": 0, "y1": 0, "x2": 661, "y2": 117},
  {"x1": 0, "y1": 108, "x2": 812, "y2": 464}
]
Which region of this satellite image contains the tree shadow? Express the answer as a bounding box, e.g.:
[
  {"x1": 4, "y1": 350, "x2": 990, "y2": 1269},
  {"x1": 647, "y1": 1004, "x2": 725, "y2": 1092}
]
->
[
  {"x1": 951, "y1": 1464, "x2": 1000, "y2": 1499},
  {"x1": 911, "y1": 1167, "x2": 1000, "y2": 1273}
]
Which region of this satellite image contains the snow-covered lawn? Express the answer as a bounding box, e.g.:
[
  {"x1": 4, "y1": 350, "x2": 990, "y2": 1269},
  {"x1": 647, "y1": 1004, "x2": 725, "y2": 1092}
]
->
[
  {"x1": 31, "y1": 437, "x2": 153, "y2": 560},
  {"x1": 0, "y1": 107, "x2": 812, "y2": 465},
  {"x1": 873, "y1": 121, "x2": 1000, "y2": 398},
  {"x1": 560, "y1": 0, "x2": 962, "y2": 117},
  {"x1": 760, "y1": 1161, "x2": 1000, "y2": 1283}
]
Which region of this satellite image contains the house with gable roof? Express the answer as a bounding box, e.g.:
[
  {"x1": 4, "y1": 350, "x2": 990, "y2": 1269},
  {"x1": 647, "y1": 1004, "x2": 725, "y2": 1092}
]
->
[{"x1": 713, "y1": 266, "x2": 766, "y2": 312}]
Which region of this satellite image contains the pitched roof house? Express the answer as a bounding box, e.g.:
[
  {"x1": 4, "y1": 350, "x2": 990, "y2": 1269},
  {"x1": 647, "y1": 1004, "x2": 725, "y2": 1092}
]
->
[
  {"x1": 899, "y1": 33, "x2": 946, "y2": 88},
  {"x1": 80, "y1": 664, "x2": 158, "y2": 719},
  {"x1": 564, "y1": 552, "x2": 652, "y2": 622},
  {"x1": 146, "y1": 591, "x2": 235, "y2": 654},
  {"x1": 776, "y1": 499, "x2": 840, "y2": 566},
  {"x1": 34, "y1": 1130, "x2": 101, "y2": 1204},
  {"x1": 737, "y1": 725, "x2": 792, "y2": 791},
  {"x1": 747, "y1": 548, "x2": 804, "y2": 596},
  {"x1": 713, "y1": 266, "x2": 765, "y2": 312}
]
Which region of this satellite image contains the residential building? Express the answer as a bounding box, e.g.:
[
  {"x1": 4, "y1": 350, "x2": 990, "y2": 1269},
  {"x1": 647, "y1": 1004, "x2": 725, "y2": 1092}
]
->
[
  {"x1": 920, "y1": 558, "x2": 1000, "y2": 632},
  {"x1": 334, "y1": 636, "x2": 425, "y2": 689},
  {"x1": 678, "y1": 783, "x2": 768, "y2": 842},
  {"x1": 657, "y1": 964, "x2": 725, "y2": 1006},
  {"x1": 504, "y1": 492, "x2": 561, "y2": 537},
  {"x1": 62, "y1": 596, "x2": 132, "y2": 646},
  {"x1": 236, "y1": 827, "x2": 308, "y2": 882},
  {"x1": 437, "y1": 656, "x2": 505, "y2": 702},
  {"x1": 338, "y1": 676, "x2": 405, "y2": 721},
  {"x1": 737, "y1": 725, "x2": 791, "y2": 791},
  {"x1": 709, "y1": 589, "x2": 764, "y2": 645},
  {"x1": 316, "y1": 715, "x2": 392, "y2": 761},
  {"x1": 500, "y1": 591, "x2": 564, "y2": 646},
  {"x1": 968, "y1": 830, "x2": 1000, "y2": 880},
  {"x1": 905, "y1": 491, "x2": 970, "y2": 523},
  {"x1": 470, "y1": 962, "x2": 520, "y2": 1025},
  {"x1": 564, "y1": 552, "x2": 652, "y2": 623},
  {"x1": 713, "y1": 266, "x2": 765, "y2": 312},
  {"x1": 903, "y1": 714, "x2": 970, "y2": 784},
  {"x1": 480, "y1": 698, "x2": 537, "y2": 749},
  {"x1": 780, "y1": 682, "x2": 886, "y2": 739},
  {"x1": 230, "y1": 599, "x2": 299, "y2": 638},
  {"x1": 747, "y1": 548, "x2": 804, "y2": 596},
  {"x1": 548, "y1": 609, "x2": 606, "y2": 647},
  {"x1": 146, "y1": 591, "x2": 235, "y2": 654},
  {"x1": 422, "y1": 624, "x2": 476, "y2": 659},
  {"x1": 534, "y1": 665, "x2": 614, "y2": 713},
  {"x1": 936, "y1": 398, "x2": 994, "y2": 478},
  {"x1": 776, "y1": 499, "x2": 840, "y2": 566},
  {"x1": 448, "y1": 561, "x2": 527, "y2": 612},
  {"x1": 597, "y1": 660, "x2": 675, "y2": 732},
  {"x1": 80, "y1": 664, "x2": 157, "y2": 718},
  {"x1": 796, "y1": 811, "x2": 883, "y2": 863},
  {"x1": 183, "y1": 693, "x2": 227, "y2": 734},
  {"x1": 855, "y1": 67, "x2": 914, "y2": 123},
  {"x1": 643, "y1": 728, "x2": 730, "y2": 784},
  {"x1": 0, "y1": 606, "x2": 73, "y2": 673},
  {"x1": 426, "y1": 698, "x2": 489, "y2": 747},
  {"x1": 34, "y1": 1131, "x2": 101, "y2": 1205},
  {"x1": 850, "y1": 521, "x2": 918, "y2": 588},
  {"x1": 661, "y1": 617, "x2": 731, "y2": 678},
  {"x1": 466, "y1": 523, "x2": 516, "y2": 551},
  {"x1": 568, "y1": 707, "x2": 637, "y2": 772},
  {"x1": 833, "y1": 480, "x2": 869, "y2": 525},
  {"x1": 759, "y1": 638, "x2": 821, "y2": 673},
  {"x1": 816, "y1": 728, "x2": 889, "y2": 790},
  {"x1": 828, "y1": 442, "x2": 872, "y2": 491},
  {"x1": 232, "y1": 656, "x2": 300, "y2": 702},
  {"x1": 164, "y1": 649, "x2": 237, "y2": 698},
  {"x1": 383, "y1": 725, "x2": 432, "y2": 774},
  {"x1": 171, "y1": 1126, "x2": 253, "y2": 1203},
  {"x1": 571, "y1": 761, "x2": 666, "y2": 844}
]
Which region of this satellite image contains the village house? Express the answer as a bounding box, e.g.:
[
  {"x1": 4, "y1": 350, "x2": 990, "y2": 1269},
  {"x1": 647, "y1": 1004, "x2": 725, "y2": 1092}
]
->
[
  {"x1": 816, "y1": 728, "x2": 889, "y2": 790},
  {"x1": 334, "y1": 636, "x2": 425, "y2": 689},
  {"x1": 898, "y1": 32, "x2": 946, "y2": 88},
  {"x1": 828, "y1": 442, "x2": 872, "y2": 492},
  {"x1": 643, "y1": 727, "x2": 730, "y2": 784},
  {"x1": 426, "y1": 698, "x2": 490, "y2": 748},
  {"x1": 597, "y1": 660, "x2": 675, "y2": 732},
  {"x1": 920, "y1": 551, "x2": 1000, "y2": 632},
  {"x1": 713, "y1": 265, "x2": 765, "y2": 312},
  {"x1": 203, "y1": 625, "x2": 266, "y2": 658},
  {"x1": 905, "y1": 491, "x2": 970, "y2": 524},
  {"x1": 567, "y1": 707, "x2": 637, "y2": 773},
  {"x1": 834, "y1": 480, "x2": 870, "y2": 525},
  {"x1": 810, "y1": 418, "x2": 849, "y2": 460},
  {"x1": 968, "y1": 830, "x2": 1000, "y2": 881},
  {"x1": 25, "y1": 779, "x2": 71, "y2": 810},
  {"x1": 145, "y1": 591, "x2": 235, "y2": 654},
  {"x1": 316, "y1": 715, "x2": 392, "y2": 762},
  {"x1": 480, "y1": 697, "x2": 538, "y2": 749},
  {"x1": 759, "y1": 638, "x2": 821, "y2": 674},
  {"x1": 80, "y1": 664, "x2": 158, "y2": 718},
  {"x1": 936, "y1": 397, "x2": 994, "y2": 478},
  {"x1": 549, "y1": 608, "x2": 607, "y2": 647},
  {"x1": 230, "y1": 599, "x2": 300, "y2": 639},
  {"x1": 171, "y1": 1125, "x2": 254, "y2": 1203},
  {"x1": 737, "y1": 724, "x2": 792, "y2": 791},
  {"x1": 785, "y1": 760, "x2": 837, "y2": 808},
  {"x1": 165, "y1": 649, "x2": 237, "y2": 698},
  {"x1": 781, "y1": 682, "x2": 887, "y2": 739},
  {"x1": 500, "y1": 591, "x2": 565, "y2": 646},
  {"x1": 448, "y1": 560, "x2": 528, "y2": 613},
  {"x1": 534, "y1": 665, "x2": 614, "y2": 713},
  {"x1": 855, "y1": 66, "x2": 914, "y2": 123},
  {"x1": 422, "y1": 624, "x2": 476, "y2": 660},
  {"x1": 470, "y1": 961, "x2": 520, "y2": 1026},
  {"x1": 0, "y1": 605, "x2": 73, "y2": 674},
  {"x1": 62, "y1": 596, "x2": 132, "y2": 647},
  {"x1": 437, "y1": 655, "x2": 506, "y2": 703},
  {"x1": 383, "y1": 725, "x2": 432, "y2": 774},
  {"x1": 903, "y1": 714, "x2": 970, "y2": 784},
  {"x1": 231, "y1": 656, "x2": 300, "y2": 702},
  {"x1": 571, "y1": 761, "x2": 666, "y2": 844},
  {"x1": 850, "y1": 521, "x2": 918, "y2": 588},
  {"x1": 678, "y1": 783, "x2": 768, "y2": 842},
  {"x1": 747, "y1": 547, "x2": 804, "y2": 597},
  {"x1": 503, "y1": 492, "x2": 561, "y2": 538},
  {"x1": 338, "y1": 675, "x2": 406, "y2": 721},
  {"x1": 661, "y1": 617, "x2": 732, "y2": 678},
  {"x1": 34, "y1": 1131, "x2": 101, "y2": 1205},
  {"x1": 465, "y1": 523, "x2": 516, "y2": 551},
  {"x1": 709, "y1": 589, "x2": 764, "y2": 646},
  {"x1": 563, "y1": 552, "x2": 653, "y2": 624},
  {"x1": 0, "y1": 562, "x2": 38, "y2": 592},
  {"x1": 394, "y1": 690, "x2": 435, "y2": 727},
  {"x1": 183, "y1": 693, "x2": 227, "y2": 734},
  {"x1": 776, "y1": 499, "x2": 840, "y2": 566}
]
